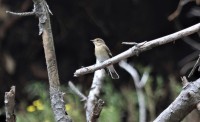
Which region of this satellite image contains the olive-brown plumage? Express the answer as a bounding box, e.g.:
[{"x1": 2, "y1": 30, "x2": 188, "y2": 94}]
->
[{"x1": 91, "y1": 38, "x2": 119, "y2": 79}]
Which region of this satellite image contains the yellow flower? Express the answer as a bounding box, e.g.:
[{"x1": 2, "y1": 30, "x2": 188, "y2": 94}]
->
[
  {"x1": 36, "y1": 104, "x2": 44, "y2": 110},
  {"x1": 65, "y1": 104, "x2": 71, "y2": 111},
  {"x1": 27, "y1": 105, "x2": 36, "y2": 112},
  {"x1": 33, "y1": 99, "x2": 44, "y2": 110},
  {"x1": 33, "y1": 99, "x2": 42, "y2": 106}
]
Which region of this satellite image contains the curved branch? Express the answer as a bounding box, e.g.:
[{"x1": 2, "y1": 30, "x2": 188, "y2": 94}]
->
[
  {"x1": 119, "y1": 60, "x2": 149, "y2": 122},
  {"x1": 74, "y1": 23, "x2": 200, "y2": 77},
  {"x1": 154, "y1": 78, "x2": 200, "y2": 122}
]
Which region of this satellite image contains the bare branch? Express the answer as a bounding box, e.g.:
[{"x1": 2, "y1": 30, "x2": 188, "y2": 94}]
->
[
  {"x1": 154, "y1": 78, "x2": 200, "y2": 122},
  {"x1": 86, "y1": 61, "x2": 106, "y2": 122},
  {"x1": 69, "y1": 60, "x2": 105, "y2": 122},
  {"x1": 181, "y1": 76, "x2": 189, "y2": 87},
  {"x1": 0, "y1": 0, "x2": 32, "y2": 40},
  {"x1": 122, "y1": 42, "x2": 138, "y2": 45},
  {"x1": 168, "y1": 0, "x2": 195, "y2": 21},
  {"x1": 7, "y1": 0, "x2": 72, "y2": 121},
  {"x1": 140, "y1": 71, "x2": 150, "y2": 88},
  {"x1": 68, "y1": 81, "x2": 87, "y2": 101},
  {"x1": 7, "y1": 0, "x2": 52, "y2": 35},
  {"x1": 119, "y1": 60, "x2": 149, "y2": 122},
  {"x1": 188, "y1": 54, "x2": 200, "y2": 77},
  {"x1": 6, "y1": 11, "x2": 35, "y2": 16},
  {"x1": 74, "y1": 23, "x2": 200, "y2": 77},
  {"x1": 122, "y1": 41, "x2": 147, "y2": 46},
  {"x1": 90, "y1": 99, "x2": 105, "y2": 122},
  {"x1": 33, "y1": 0, "x2": 71, "y2": 121},
  {"x1": 119, "y1": 60, "x2": 140, "y2": 88},
  {"x1": 5, "y1": 86, "x2": 16, "y2": 122}
]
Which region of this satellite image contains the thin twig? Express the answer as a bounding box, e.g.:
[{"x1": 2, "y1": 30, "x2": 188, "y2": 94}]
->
[
  {"x1": 74, "y1": 23, "x2": 200, "y2": 77},
  {"x1": 6, "y1": 11, "x2": 35, "y2": 16},
  {"x1": 122, "y1": 42, "x2": 138, "y2": 45},
  {"x1": 0, "y1": 0, "x2": 32, "y2": 40},
  {"x1": 122, "y1": 41, "x2": 147, "y2": 46},
  {"x1": 68, "y1": 81, "x2": 87, "y2": 101},
  {"x1": 188, "y1": 55, "x2": 200, "y2": 77},
  {"x1": 5, "y1": 86, "x2": 16, "y2": 122}
]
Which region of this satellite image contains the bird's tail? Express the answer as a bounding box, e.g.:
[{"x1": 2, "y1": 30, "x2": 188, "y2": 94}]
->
[{"x1": 107, "y1": 65, "x2": 119, "y2": 79}]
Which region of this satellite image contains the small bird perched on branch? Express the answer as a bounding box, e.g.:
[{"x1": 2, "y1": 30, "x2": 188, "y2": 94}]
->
[{"x1": 91, "y1": 38, "x2": 119, "y2": 79}]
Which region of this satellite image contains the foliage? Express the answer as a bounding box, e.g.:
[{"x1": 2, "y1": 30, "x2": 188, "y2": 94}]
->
[
  {"x1": 15, "y1": 71, "x2": 182, "y2": 122},
  {"x1": 100, "y1": 81, "x2": 124, "y2": 122},
  {"x1": 16, "y1": 82, "x2": 86, "y2": 122},
  {"x1": 17, "y1": 82, "x2": 54, "y2": 122}
]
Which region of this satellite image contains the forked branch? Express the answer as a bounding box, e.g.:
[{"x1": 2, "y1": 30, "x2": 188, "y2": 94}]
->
[
  {"x1": 7, "y1": 0, "x2": 71, "y2": 121},
  {"x1": 74, "y1": 23, "x2": 200, "y2": 77}
]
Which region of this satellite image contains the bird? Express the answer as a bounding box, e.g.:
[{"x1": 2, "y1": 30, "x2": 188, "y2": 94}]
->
[{"x1": 91, "y1": 38, "x2": 119, "y2": 79}]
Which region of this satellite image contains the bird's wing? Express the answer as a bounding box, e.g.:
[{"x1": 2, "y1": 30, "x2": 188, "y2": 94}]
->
[{"x1": 104, "y1": 45, "x2": 112, "y2": 57}]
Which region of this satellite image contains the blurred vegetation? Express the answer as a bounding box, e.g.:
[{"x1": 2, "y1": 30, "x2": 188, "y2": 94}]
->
[
  {"x1": 0, "y1": 0, "x2": 199, "y2": 121},
  {"x1": 12, "y1": 67, "x2": 183, "y2": 122}
]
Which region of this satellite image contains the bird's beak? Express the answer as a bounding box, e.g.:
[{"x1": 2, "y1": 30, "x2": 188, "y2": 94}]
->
[{"x1": 90, "y1": 39, "x2": 94, "y2": 42}]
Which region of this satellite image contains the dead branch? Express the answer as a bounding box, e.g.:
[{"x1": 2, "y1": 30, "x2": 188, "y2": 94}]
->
[
  {"x1": 154, "y1": 78, "x2": 200, "y2": 122},
  {"x1": 188, "y1": 54, "x2": 200, "y2": 77},
  {"x1": 90, "y1": 99, "x2": 105, "y2": 122},
  {"x1": 85, "y1": 63, "x2": 106, "y2": 122},
  {"x1": 5, "y1": 86, "x2": 16, "y2": 122},
  {"x1": 0, "y1": 0, "x2": 32, "y2": 40},
  {"x1": 74, "y1": 23, "x2": 200, "y2": 77},
  {"x1": 168, "y1": 0, "x2": 195, "y2": 21},
  {"x1": 69, "y1": 60, "x2": 105, "y2": 122},
  {"x1": 6, "y1": 0, "x2": 72, "y2": 121},
  {"x1": 68, "y1": 81, "x2": 87, "y2": 101},
  {"x1": 119, "y1": 60, "x2": 149, "y2": 122}
]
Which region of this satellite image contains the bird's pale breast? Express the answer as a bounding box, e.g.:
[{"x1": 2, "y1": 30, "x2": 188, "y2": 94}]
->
[{"x1": 95, "y1": 45, "x2": 110, "y2": 62}]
